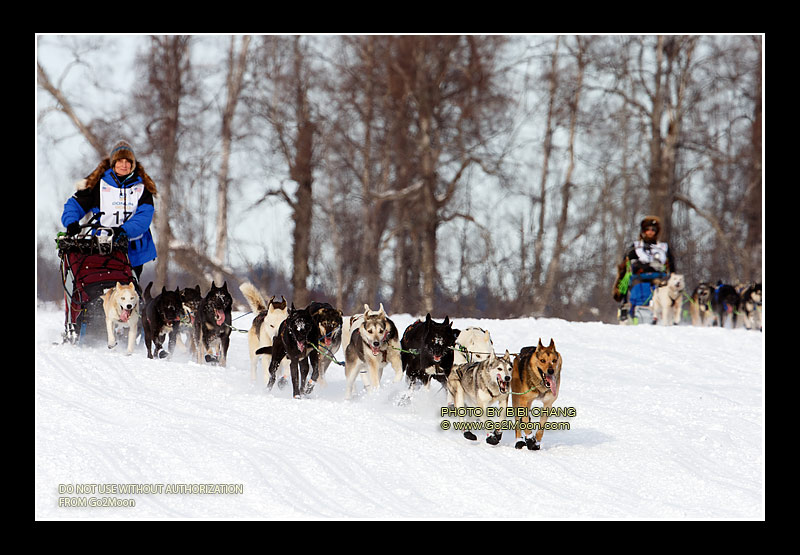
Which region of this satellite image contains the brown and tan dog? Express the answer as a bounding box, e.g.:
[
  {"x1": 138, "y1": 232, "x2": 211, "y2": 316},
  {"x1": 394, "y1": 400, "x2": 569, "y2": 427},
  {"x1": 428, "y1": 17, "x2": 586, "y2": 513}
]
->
[{"x1": 511, "y1": 338, "x2": 562, "y2": 450}]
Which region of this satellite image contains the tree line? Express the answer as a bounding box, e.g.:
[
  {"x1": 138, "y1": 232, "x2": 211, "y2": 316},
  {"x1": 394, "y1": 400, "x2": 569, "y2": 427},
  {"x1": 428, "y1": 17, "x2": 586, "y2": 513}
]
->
[{"x1": 37, "y1": 35, "x2": 763, "y2": 322}]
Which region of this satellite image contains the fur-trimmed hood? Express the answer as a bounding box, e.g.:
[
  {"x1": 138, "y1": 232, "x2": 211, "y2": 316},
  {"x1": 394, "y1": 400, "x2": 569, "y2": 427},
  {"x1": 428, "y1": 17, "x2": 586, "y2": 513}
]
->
[
  {"x1": 639, "y1": 215, "x2": 661, "y2": 243},
  {"x1": 75, "y1": 158, "x2": 157, "y2": 195}
]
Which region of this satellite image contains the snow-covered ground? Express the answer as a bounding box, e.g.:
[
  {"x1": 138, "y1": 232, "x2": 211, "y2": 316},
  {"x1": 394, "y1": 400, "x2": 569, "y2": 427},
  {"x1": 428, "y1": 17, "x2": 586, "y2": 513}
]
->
[{"x1": 34, "y1": 302, "x2": 764, "y2": 520}]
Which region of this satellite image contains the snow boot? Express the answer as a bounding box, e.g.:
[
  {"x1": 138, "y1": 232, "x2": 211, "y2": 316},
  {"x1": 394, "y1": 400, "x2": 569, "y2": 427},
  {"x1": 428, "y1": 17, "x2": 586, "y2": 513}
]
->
[{"x1": 486, "y1": 431, "x2": 502, "y2": 445}]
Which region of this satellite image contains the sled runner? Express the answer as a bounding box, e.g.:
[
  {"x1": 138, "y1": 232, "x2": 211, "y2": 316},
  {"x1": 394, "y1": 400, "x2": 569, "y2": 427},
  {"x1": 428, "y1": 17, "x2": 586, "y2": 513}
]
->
[{"x1": 56, "y1": 214, "x2": 137, "y2": 346}]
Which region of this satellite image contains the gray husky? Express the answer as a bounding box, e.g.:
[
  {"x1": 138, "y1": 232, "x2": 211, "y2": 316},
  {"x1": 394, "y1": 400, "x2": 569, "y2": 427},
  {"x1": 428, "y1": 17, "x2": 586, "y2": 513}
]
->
[
  {"x1": 344, "y1": 304, "x2": 403, "y2": 399},
  {"x1": 447, "y1": 350, "x2": 514, "y2": 445}
]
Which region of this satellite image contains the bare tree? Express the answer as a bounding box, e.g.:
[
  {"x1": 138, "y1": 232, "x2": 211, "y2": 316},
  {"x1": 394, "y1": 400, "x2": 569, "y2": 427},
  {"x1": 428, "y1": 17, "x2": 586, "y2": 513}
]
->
[
  {"x1": 532, "y1": 36, "x2": 561, "y2": 300},
  {"x1": 37, "y1": 60, "x2": 107, "y2": 160},
  {"x1": 379, "y1": 35, "x2": 512, "y2": 314},
  {"x1": 213, "y1": 35, "x2": 251, "y2": 284},
  {"x1": 249, "y1": 36, "x2": 320, "y2": 307},
  {"x1": 532, "y1": 36, "x2": 592, "y2": 316},
  {"x1": 133, "y1": 36, "x2": 193, "y2": 290},
  {"x1": 743, "y1": 37, "x2": 763, "y2": 280}
]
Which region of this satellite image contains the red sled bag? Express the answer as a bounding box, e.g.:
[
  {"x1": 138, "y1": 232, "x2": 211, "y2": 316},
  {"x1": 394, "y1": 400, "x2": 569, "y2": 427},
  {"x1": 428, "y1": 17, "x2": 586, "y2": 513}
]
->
[{"x1": 56, "y1": 226, "x2": 136, "y2": 345}]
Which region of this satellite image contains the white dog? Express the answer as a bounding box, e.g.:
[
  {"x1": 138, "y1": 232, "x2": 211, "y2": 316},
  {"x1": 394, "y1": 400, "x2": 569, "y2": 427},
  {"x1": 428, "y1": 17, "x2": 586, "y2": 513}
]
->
[
  {"x1": 100, "y1": 281, "x2": 140, "y2": 355},
  {"x1": 453, "y1": 327, "x2": 495, "y2": 365},
  {"x1": 239, "y1": 283, "x2": 289, "y2": 385},
  {"x1": 652, "y1": 273, "x2": 685, "y2": 326}
]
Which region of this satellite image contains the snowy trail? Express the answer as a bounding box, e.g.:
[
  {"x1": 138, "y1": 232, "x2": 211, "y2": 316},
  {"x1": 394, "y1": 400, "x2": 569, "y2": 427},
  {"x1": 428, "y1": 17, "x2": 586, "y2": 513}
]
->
[{"x1": 35, "y1": 303, "x2": 764, "y2": 520}]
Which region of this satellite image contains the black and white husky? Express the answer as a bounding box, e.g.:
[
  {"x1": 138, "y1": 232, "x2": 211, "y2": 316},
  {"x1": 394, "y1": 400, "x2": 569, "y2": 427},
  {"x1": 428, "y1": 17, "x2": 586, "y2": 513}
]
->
[
  {"x1": 194, "y1": 282, "x2": 233, "y2": 366},
  {"x1": 739, "y1": 282, "x2": 762, "y2": 331},
  {"x1": 257, "y1": 304, "x2": 320, "y2": 399},
  {"x1": 446, "y1": 351, "x2": 514, "y2": 445}
]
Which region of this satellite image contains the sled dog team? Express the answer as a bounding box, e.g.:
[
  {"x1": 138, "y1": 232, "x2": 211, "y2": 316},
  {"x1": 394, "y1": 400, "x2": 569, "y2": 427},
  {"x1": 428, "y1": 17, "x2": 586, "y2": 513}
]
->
[
  {"x1": 99, "y1": 280, "x2": 563, "y2": 450},
  {"x1": 625, "y1": 273, "x2": 762, "y2": 330}
]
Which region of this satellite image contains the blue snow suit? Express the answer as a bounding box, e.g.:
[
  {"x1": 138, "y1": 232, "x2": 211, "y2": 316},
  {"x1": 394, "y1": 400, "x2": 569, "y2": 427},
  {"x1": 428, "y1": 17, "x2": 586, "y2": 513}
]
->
[{"x1": 61, "y1": 167, "x2": 157, "y2": 268}]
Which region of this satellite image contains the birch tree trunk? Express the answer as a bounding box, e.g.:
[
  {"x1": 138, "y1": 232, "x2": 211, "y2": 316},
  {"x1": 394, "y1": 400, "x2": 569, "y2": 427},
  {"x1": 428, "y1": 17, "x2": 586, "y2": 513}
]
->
[
  {"x1": 647, "y1": 35, "x2": 697, "y2": 243},
  {"x1": 214, "y1": 35, "x2": 250, "y2": 284},
  {"x1": 532, "y1": 36, "x2": 560, "y2": 298},
  {"x1": 146, "y1": 36, "x2": 190, "y2": 291},
  {"x1": 533, "y1": 37, "x2": 589, "y2": 316}
]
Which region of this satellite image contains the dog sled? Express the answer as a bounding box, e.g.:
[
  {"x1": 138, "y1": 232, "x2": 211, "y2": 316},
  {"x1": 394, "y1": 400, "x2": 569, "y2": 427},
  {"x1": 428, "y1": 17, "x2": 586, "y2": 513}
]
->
[
  {"x1": 616, "y1": 262, "x2": 666, "y2": 325},
  {"x1": 56, "y1": 214, "x2": 137, "y2": 346}
]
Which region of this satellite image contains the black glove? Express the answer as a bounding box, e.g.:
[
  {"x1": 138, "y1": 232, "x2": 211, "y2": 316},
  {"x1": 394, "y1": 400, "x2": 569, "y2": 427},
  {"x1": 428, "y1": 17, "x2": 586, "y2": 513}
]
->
[
  {"x1": 66, "y1": 222, "x2": 81, "y2": 236},
  {"x1": 112, "y1": 227, "x2": 127, "y2": 239}
]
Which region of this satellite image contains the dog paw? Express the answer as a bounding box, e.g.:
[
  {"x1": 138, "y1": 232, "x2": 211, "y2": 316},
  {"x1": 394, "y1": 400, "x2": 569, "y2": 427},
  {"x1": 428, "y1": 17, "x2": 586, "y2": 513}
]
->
[
  {"x1": 304, "y1": 380, "x2": 316, "y2": 395},
  {"x1": 277, "y1": 377, "x2": 288, "y2": 390},
  {"x1": 516, "y1": 437, "x2": 540, "y2": 450},
  {"x1": 204, "y1": 354, "x2": 219, "y2": 364},
  {"x1": 158, "y1": 350, "x2": 169, "y2": 359},
  {"x1": 463, "y1": 431, "x2": 477, "y2": 441},
  {"x1": 486, "y1": 432, "x2": 502, "y2": 446},
  {"x1": 107, "y1": 342, "x2": 117, "y2": 350}
]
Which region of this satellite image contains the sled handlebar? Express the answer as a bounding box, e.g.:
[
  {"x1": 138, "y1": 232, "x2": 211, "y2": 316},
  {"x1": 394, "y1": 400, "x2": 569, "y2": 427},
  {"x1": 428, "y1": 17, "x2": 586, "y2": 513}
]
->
[{"x1": 56, "y1": 213, "x2": 128, "y2": 255}]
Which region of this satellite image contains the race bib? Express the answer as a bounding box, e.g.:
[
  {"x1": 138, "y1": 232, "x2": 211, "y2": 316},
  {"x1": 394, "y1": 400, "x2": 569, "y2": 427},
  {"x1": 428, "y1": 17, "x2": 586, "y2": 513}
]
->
[
  {"x1": 99, "y1": 182, "x2": 145, "y2": 228},
  {"x1": 634, "y1": 241, "x2": 668, "y2": 270}
]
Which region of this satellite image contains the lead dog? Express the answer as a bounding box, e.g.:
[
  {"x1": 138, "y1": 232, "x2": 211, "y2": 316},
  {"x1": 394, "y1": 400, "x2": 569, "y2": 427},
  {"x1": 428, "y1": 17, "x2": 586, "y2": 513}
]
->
[
  {"x1": 344, "y1": 304, "x2": 403, "y2": 399},
  {"x1": 100, "y1": 281, "x2": 140, "y2": 355},
  {"x1": 689, "y1": 282, "x2": 714, "y2": 327},
  {"x1": 239, "y1": 282, "x2": 289, "y2": 384},
  {"x1": 511, "y1": 339, "x2": 562, "y2": 450},
  {"x1": 652, "y1": 273, "x2": 685, "y2": 325},
  {"x1": 447, "y1": 350, "x2": 513, "y2": 445}
]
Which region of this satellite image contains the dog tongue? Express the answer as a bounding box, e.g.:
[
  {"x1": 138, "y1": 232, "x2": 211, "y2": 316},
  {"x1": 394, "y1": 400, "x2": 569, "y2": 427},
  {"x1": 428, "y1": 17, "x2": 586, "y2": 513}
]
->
[
  {"x1": 545, "y1": 375, "x2": 559, "y2": 397},
  {"x1": 215, "y1": 309, "x2": 225, "y2": 325},
  {"x1": 120, "y1": 309, "x2": 130, "y2": 323},
  {"x1": 497, "y1": 376, "x2": 507, "y2": 393}
]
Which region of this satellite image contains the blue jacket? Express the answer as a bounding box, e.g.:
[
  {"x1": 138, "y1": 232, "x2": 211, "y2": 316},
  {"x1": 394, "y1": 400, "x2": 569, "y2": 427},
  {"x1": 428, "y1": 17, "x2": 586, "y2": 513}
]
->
[{"x1": 61, "y1": 168, "x2": 157, "y2": 268}]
